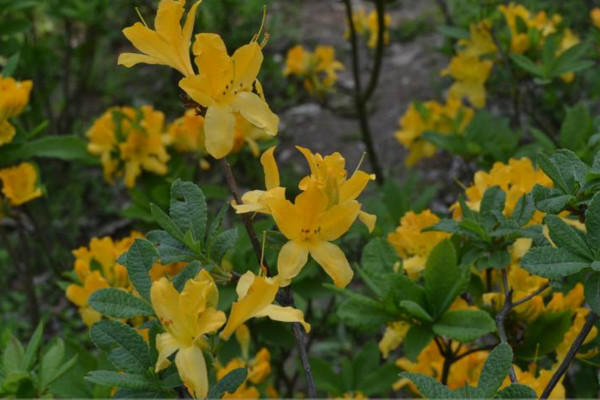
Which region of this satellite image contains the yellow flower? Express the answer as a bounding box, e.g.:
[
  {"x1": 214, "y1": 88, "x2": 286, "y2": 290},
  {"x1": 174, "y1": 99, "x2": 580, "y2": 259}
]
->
[
  {"x1": 151, "y1": 270, "x2": 226, "y2": 398},
  {"x1": 0, "y1": 118, "x2": 16, "y2": 146},
  {"x1": 266, "y1": 186, "x2": 360, "y2": 288},
  {"x1": 557, "y1": 29, "x2": 580, "y2": 83},
  {"x1": 0, "y1": 162, "x2": 42, "y2": 205},
  {"x1": 221, "y1": 271, "x2": 309, "y2": 339},
  {"x1": 86, "y1": 106, "x2": 170, "y2": 187},
  {"x1": 394, "y1": 98, "x2": 473, "y2": 166},
  {"x1": 458, "y1": 21, "x2": 497, "y2": 57},
  {"x1": 283, "y1": 45, "x2": 343, "y2": 96},
  {"x1": 118, "y1": 0, "x2": 201, "y2": 76},
  {"x1": 591, "y1": 8, "x2": 600, "y2": 29},
  {"x1": 366, "y1": 9, "x2": 391, "y2": 49},
  {"x1": 66, "y1": 271, "x2": 110, "y2": 326},
  {"x1": 179, "y1": 33, "x2": 278, "y2": 158},
  {"x1": 231, "y1": 112, "x2": 271, "y2": 157},
  {"x1": 455, "y1": 157, "x2": 552, "y2": 223},
  {"x1": 235, "y1": 324, "x2": 251, "y2": 360},
  {"x1": 502, "y1": 365, "x2": 564, "y2": 399},
  {"x1": 247, "y1": 348, "x2": 271, "y2": 384},
  {"x1": 379, "y1": 321, "x2": 410, "y2": 359},
  {"x1": 387, "y1": 210, "x2": 450, "y2": 279},
  {"x1": 167, "y1": 109, "x2": 206, "y2": 153},
  {"x1": 0, "y1": 75, "x2": 33, "y2": 121},
  {"x1": 283, "y1": 45, "x2": 311, "y2": 77},
  {"x1": 217, "y1": 358, "x2": 259, "y2": 399},
  {"x1": 442, "y1": 52, "x2": 493, "y2": 108}
]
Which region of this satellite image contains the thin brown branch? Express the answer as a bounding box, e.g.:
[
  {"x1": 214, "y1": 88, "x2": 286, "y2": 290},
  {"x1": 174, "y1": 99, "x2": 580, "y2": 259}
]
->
[{"x1": 512, "y1": 283, "x2": 550, "y2": 308}]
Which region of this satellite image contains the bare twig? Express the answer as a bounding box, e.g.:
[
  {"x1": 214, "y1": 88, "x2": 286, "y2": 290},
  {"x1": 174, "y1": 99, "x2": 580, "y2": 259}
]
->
[
  {"x1": 434, "y1": 0, "x2": 453, "y2": 26},
  {"x1": 219, "y1": 158, "x2": 317, "y2": 398},
  {"x1": 342, "y1": 0, "x2": 384, "y2": 185},
  {"x1": 512, "y1": 283, "x2": 550, "y2": 308},
  {"x1": 539, "y1": 311, "x2": 599, "y2": 399}
]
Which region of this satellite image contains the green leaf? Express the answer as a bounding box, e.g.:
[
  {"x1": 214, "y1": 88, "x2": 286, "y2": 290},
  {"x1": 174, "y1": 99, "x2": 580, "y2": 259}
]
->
[
  {"x1": 399, "y1": 372, "x2": 455, "y2": 399},
  {"x1": 206, "y1": 202, "x2": 230, "y2": 247},
  {"x1": 497, "y1": 383, "x2": 536, "y2": 399},
  {"x1": 353, "y1": 341, "x2": 380, "y2": 389},
  {"x1": 207, "y1": 368, "x2": 247, "y2": 399},
  {"x1": 559, "y1": 103, "x2": 594, "y2": 151},
  {"x1": 310, "y1": 357, "x2": 345, "y2": 395},
  {"x1": 424, "y1": 240, "x2": 468, "y2": 317},
  {"x1": 400, "y1": 300, "x2": 433, "y2": 322},
  {"x1": 432, "y1": 310, "x2": 496, "y2": 342},
  {"x1": 387, "y1": 273, "x2": 426, "y2": 306},
  {"x1": 531, "y1": 185, "x2": 573, "y2": 213},
  {"x1": 90, "y1": 321, "x2": 151, "y2": 374},
  {"x1": 437, "y1": 25, "x2": 470, "y2": 39},
  {"x1": 337, "y1": 296, "x2": 399, "y2": 332},
  {"x1": 517, "y1": 311, "x2": 572, "y2": 359},
  {"x1": 510, "y1": 54, "x2": 543, "y2": 77},
  {"x1": 124, "y1": 239, "x2": 158, "y2": 302},
  {"x1": 530, "y1": 128, "x2": 556, "y2": 152},
  {"x1": 173, "y1": 261, "x2": 203, "y2": 292},
  {"x1": 359, "y1": 363, "x2": 401, "y2": 396},
  {"x1": 88, "y1": 288, "x2": 154, "y2": 319},
  {"x1": 0, "y1": 136, "x2": 98, "y2": 164},
  {"x1": 477, "y1": 343, "x2": 513, "y2": 398},
  {"x1": 146, "y1": 230, "x2": 197, "y2": 263},
  {"x1": 85, "y1": 371, "x2": 157, "y2": 390},
  {"x1": 480, "y1": 186, "x2": 506, "y2": 215},
  {"x1": 169, "y1": 180, "x2": 207, "y2": 244},
  {"x1": 2, "y1": 53, "x2": 19, "y2": 77},
  {"x1": 150, "y1": 204, "x2": 185, "y2": 244},
  {"x1": 544, "y1": 215, "x2": 592, "y2": 259},
  {"x1": 2, "y1": 336, "x2": 25, "y2": 373},
  {"x1": 584, "y1": 272, "x2": 600, "y2": 316},
  {"x1": 586, "y1": 192, "x2": 600, "y2": 250},
  {"x1": 403, "y1": 324, "x2": 434, "y2": 361},
  {"x1": 209, "y1": 228, "x2": 238, "y2": 264},
  {"x1": 23, "y1": 322, "x2": 44, "y2": 371},
  {"x1": 39, "y1": 339, "x2": 65, "y2": 387},
  {"x1": 360, "y1": 238, "x2": 399, "y2": 297},
  {"x1": 512, "y1": 194, "x2": 535, "y2": 226},
  {"x1": 521, "y1": 246, "x2": 589, "y2": 279},
  {"x1": 537, "y1": 153, "x2": 569, "y2": 193}
]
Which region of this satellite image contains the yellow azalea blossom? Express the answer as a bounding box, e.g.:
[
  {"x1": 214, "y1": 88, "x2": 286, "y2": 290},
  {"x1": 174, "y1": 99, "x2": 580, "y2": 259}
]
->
[
  {"x1": 379, "y1": 321, "x2": 410, "y2": 359},
  {"x1": 502, "y1": 365, "x2": 564, "y2": 399},
  {"x1": 168, "y1": 109, "x2": 206, "y2": 153},
  {"x1": 118, "y1": 0, "x2": 201, "y2": 76},
  {"x1": 283, "y1": 45, "x2": 344, "y2": 97},
  {"x1": 231, "y1": 112, "x2": 271, "y2": 157},
  {"x1": 247, "y1": 348, "x2": 272, "y2": 384},
  {"x1": 345, "y1": 7, "x2": 368, "y2": 38},
  {"x1": 221, "y1": 271, "x2": 310, "y2": 339},
  {"x1": 591, "y1": 8, "x2": 600, "y2": 29},
  {"x1": 179, "y1": 33, "x2": 279, "y2": 158},
  {"x1": 151, "y1": 270, "x2": 226, "y2": 398},
  {"x1": 0, "y1": 75, "x2": 33, "y2": 121},
  {"x1": 442, "y1": 52, "x2": 493, "y2": 108},
  {"x1": 217, "y1": 358, "x2": 260, "y2": 399},
  {"x1": 458, "y1": 21, "x2": 497, "y2": 57},
  {"x1": 395, "y1": 98, "x2": 473, "y2": 166},
  {"x1": 454, "y1": 157, "x2": 552, "y2": 223},
  {"x1": 366, "y1": 9, "x2": 391, "y2": 49},
  {"x1": 86, "y1": 106, "x2": 170, "y2": 187},
  {"x1": 387, "y1": 210, "x2": 450, "y2": 279},
  {"x1": 0, "y1": 118, "x2": 16, "y2": 146},
  {"x1": 0, "y1": 162, "x2": 42, "y2": 206},
  {"x1": 66, "y1": 270, "x2": 110, "y2": 326},
  {"x1": 216, "y1": 347, "x2": 272, "y2": 398},
  {"x1": 395, "y1": 340, "x2": 488, "y2": 391},
  {"x1": 266, "y1": 186, "x2": 360, "y2": 288}
]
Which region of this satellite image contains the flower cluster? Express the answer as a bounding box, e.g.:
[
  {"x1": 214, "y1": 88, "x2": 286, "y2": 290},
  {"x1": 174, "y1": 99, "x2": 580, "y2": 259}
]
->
[
  {"x1": 86, "y1": 106, "x2": 170, "y2": 188},
  {"x1": 394, "y1": 98, "x2": 474, "y2": 166},
  {"x1": 283, "y1": 45, "x2": 344, "y2": 98},
  {"x1": 0, "y1": 76, "x2": 42, "y2": 209},
  {"x1": 118, "y1": 0, "x2": 279, "y2": 159},
  {"x1": 235, "y1": 146, "x2": 376, "y2": 288},
  {"x1": 345, "y1": 7, "x2": 391, "y2": 49}
]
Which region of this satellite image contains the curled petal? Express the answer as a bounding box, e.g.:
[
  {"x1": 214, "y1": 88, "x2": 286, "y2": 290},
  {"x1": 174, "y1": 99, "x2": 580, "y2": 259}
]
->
[
  {"x1": 175, "y1": 345, "x2": 209, "y2": 398},
  {"x1": 254, "y1": 304, "x2": 311, "y2": 333},
  {"x1": 232, "y1": 92, "x2": 279, "y2": 136},
  {"x1": 309, "y1": 241, "x2": 353, "y2": 288},
  {"x1": 276, "y1": 240, "x2": 309, "y2": 287}
]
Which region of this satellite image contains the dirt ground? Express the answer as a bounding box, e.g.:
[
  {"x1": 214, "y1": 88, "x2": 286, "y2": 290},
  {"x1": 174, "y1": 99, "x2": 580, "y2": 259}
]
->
[{"x1": 275, "y1": 0, "x2": 452, "y2": 184}]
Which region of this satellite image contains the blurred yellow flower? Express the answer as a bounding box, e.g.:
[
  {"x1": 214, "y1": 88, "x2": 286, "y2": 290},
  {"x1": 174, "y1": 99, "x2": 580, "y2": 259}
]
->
[
  {"x1": 442, "y1": 52, "x2": 493, "y2": 108},
  {"x1": 0, "y1": 162, "x2": 42, "y2": 206},
  {"x1": 0, "y1": 75, "x2": 33, "y2": 121},
  {"x1": 86, "y1": 106, "x2": 170, "y2": 187},
  {"x1": 387, "y1": 210, "x2": 450, "y2": 279},
  {"x1": 459, "y1": 21, "x2": 497, "y2": 57},
  {"x1": 591, "y1": 8, "x2": 600, "y2": 29},
  {"x1": 283, "y1": 45, "x2": 344, "y2": 97},
  {"x1": 395, "y1": 98, "x2": 473, "y2": 166},
  {"x1": 221, "y1": 271, "x2": 309, "y2": 339},
  {"x1": 379, "y1": 321, "x2": 410, "y2": 359},
  {"x1": 151, "y1": 270, "x2": 226, "y2": 398},
  {"x1": 502, "y1": 365, "x2": 564, "y2": 399},
  {"x1": 179, "y1": 34, "x2": 278, "y2": 158},
  {"x1": 168, "y1": 109, "x2": 206, "y2": 153},
  {"x1": 557, "y1": 28, "x2": 580, "y2": 83},
  {"x1": 345, "y1": 7, "x2": 391, "y2": 49},
  {"x1": 0, "y1": 118, "x2": 16, "y2": 146},
  {"x1": 118, "y1": 0, "x2": 201, "y2": 76}
]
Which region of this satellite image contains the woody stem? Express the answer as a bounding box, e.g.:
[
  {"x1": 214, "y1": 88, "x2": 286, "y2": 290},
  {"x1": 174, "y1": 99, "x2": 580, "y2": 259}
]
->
[{"x1": 219, "y1": 158, "x2": 317, "y2": 398}]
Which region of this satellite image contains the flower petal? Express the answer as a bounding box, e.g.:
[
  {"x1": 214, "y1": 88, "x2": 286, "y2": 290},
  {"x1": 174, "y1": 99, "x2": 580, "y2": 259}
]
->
[
  {"x1": 175, "y1": 345, "x2": 209, "y2": 398},
  {"x1": 232, "y1": 42, "x2": 263, "y2": 90},
  {"x1": 265, "y1": 192, "x2": 301, "y2": 240},
  {"x1": 155, "y1": 333, "x2": 180, "y2": 372},
  {"x1": 204, "y1": 103, "x2": 235, "y2": 159},
  {"x1": 318, "y1": 200, "x2": 360, "y2": 241},
  {"x1": 151, "y1": 277, "x2": 186, "y2": 339},
  {"x1": 358, "y1": 210, "x2": 377, "y2": 233},
  {"x1": 309, "y1": 241, "x2": 353, "y2": 288},
  {"x1": 196, "y1": 307, "x2": 226, "y2": 336},
  {"x1": 254, "y1": 304, "x2": 311, "y2": 333},
  {"x1": 232, "y1": 92, "x2": 279, "y2": 136},
  {"x1": 260, "y1": 146, "x2": 279, "y2": 190},
  {"x1": 179, "y1": 75, "x2": 214, "y2": 107},
  {"x1": 276, "y1": 240, "x2": 309, "y2": 287},
  {"x1": 339, "y1": 171, "x2": 375, "y2": 202}
]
